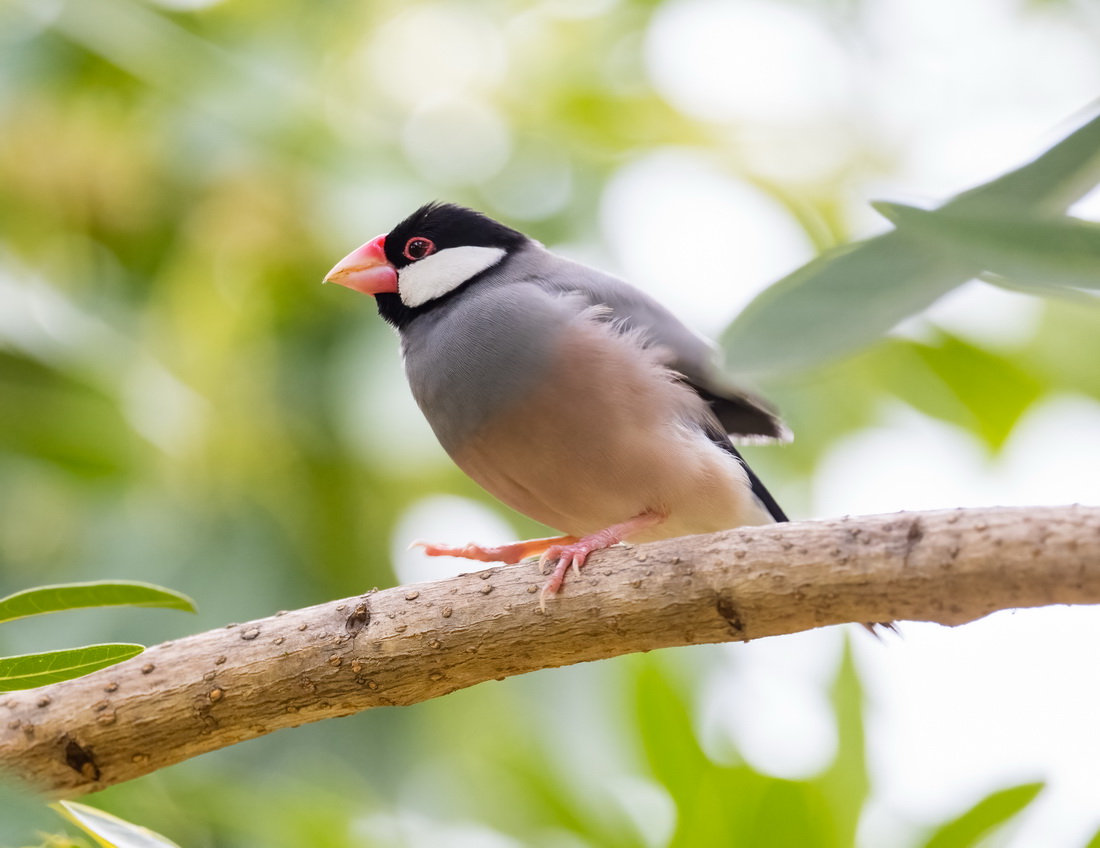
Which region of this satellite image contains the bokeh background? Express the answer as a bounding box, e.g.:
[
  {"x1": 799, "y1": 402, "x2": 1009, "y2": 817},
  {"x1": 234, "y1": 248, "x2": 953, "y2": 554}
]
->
[{"x1": 2, "y1": 0, "x2": 1100, "y2": 845}]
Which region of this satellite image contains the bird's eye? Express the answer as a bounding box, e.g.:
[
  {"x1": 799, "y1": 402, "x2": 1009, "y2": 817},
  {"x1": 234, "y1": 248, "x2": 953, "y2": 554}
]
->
[{"x1": 403, "y1": 237, "x2": 436, "y2": 261}]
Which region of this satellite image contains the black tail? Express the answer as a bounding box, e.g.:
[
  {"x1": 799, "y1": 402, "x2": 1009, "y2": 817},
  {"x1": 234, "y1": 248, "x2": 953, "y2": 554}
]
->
[
  {"x1": 727, "y1": 443, "x2": 788, "y2": 523},
  {"x1": 700, "y1": 420, "x2": 788, "y2": 522}
]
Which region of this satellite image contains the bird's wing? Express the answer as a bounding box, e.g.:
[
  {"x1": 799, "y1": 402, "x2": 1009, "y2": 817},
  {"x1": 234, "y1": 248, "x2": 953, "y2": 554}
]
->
[{"x1": 523, "y1": 247, "x2": 789, "y2": 441}]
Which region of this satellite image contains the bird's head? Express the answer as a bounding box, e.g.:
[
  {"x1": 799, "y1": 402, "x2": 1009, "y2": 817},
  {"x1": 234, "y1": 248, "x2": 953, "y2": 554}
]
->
[{"x1": 324, "y1": 203, "x2": 527, "y2": 326}]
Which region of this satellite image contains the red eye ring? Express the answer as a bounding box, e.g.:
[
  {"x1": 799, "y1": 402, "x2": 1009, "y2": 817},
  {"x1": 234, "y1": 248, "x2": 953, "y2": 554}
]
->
[{"x1": 403, "y1": 237, "x2": 436, "y2": 261}]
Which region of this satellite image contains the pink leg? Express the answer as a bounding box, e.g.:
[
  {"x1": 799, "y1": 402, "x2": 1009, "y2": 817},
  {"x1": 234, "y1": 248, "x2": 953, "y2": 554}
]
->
[
  {"x1": 538, "y1": 513, "x2": 665, "y2": 610},
  {"x1": 410, "y1": 534, "x2": 579, "y2": 564}
]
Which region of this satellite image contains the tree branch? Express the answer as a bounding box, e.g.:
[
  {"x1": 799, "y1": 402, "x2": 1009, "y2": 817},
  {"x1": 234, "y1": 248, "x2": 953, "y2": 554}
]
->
[{"x1": 3, "y1": 505, "x2": 1098, "y2": 798}]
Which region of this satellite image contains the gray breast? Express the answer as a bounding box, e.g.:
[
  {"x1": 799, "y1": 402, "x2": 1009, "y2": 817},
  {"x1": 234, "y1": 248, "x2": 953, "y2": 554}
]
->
[{"x1": 400, "y1": 278, "x2": 583, "y2": 454}]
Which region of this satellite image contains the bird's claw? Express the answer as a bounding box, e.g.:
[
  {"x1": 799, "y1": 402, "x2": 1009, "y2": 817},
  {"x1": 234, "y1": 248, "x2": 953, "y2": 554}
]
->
[{"x1": 537, "y1": 542, "x2": 596, "y2": 612}]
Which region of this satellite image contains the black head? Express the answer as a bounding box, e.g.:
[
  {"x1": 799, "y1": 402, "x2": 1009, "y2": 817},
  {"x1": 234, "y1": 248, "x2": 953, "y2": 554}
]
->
[
  {"x1": 383, "y1": 203, "x2": 527, "y2": 268},
  {"x1": 375, "y1": 203, "x2": 528, "y2": 328}
]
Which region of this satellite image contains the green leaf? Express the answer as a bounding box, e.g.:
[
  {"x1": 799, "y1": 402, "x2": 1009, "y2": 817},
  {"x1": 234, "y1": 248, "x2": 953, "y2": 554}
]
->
[
  {"x1": 634, "y1": 660, "x2": 713, "y2": 798},
  {"x1": 721, "y1": 108, "x2": 1100, "y2": 376},
  {"x1": 812, "y1": 636, "x2": 869, "y2": 848},
  {"x1": 874, "y1": 203, "x2": 1100, "y2": 292},
  {"x1": 879, "y1": 335, "x2": 1045, "y2": 449},
  {"x1": 920, "y1": 782, "x2": 1044, "y2": 848},
  {"x1": 981, "y1": 272, "x2": 1100, "y2": 304},
  {"x1": 720, "y1": 231, "x2": 973, "y2": 376},
  {"x1": 633, "y1": 657, "x2": 841, "y2": 848},
  {"x1": 738, "y1": 779, "x2": 838, "y2": 848},
  {"x1": 948, "y1": 107, "x2": 1100, "y2": 216},
  {"x1": 0, "y1": 644, "x2": 145, "y2": 691},
  {"x1": 0, "y1": 581, "x2": 197, "y2": 625},
  {"x1": 53, "y1": 800, "x2": 182, "y2": 848},
  {"x1": 1084, "y1": 823, "x2": 1100, "y2": 848}
]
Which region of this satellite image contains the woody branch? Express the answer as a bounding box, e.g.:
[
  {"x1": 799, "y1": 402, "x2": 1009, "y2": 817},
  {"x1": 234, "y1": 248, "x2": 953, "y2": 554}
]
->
[{"x1": 2, "y1": 504, "x2": 1098, "y2": 798}]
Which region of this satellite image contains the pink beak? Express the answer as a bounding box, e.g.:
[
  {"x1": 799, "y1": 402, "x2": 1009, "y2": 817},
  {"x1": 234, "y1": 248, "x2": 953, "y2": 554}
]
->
[{"x1": 323, "y1": 234, "x2": 398, "y2": 296}]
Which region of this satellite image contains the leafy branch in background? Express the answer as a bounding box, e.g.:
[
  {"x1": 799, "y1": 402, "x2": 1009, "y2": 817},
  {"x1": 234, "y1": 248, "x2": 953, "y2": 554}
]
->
[
  {"x1": 0, "y1": 582, "x2": 194, "y2": 691},
  {"x1": 721, "y1": 106, "x2": 1100, "y2": 376}
]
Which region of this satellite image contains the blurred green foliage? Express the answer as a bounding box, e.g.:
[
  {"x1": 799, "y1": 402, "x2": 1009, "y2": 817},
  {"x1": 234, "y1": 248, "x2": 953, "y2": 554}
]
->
[{"x1": 2, "y1": 0, "x2": 1099, "y2": 845}]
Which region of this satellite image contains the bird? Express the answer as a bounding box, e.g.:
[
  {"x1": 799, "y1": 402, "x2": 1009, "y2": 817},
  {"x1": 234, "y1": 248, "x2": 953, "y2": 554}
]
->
[{"x1": 324, "y1": 202, "x2": 789, "y2": 608}]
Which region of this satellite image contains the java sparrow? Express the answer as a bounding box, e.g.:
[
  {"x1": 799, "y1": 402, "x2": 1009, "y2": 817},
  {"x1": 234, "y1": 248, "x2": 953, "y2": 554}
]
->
[{"x1": 325, "y1": 203, "x2": 789, "y2": 606}]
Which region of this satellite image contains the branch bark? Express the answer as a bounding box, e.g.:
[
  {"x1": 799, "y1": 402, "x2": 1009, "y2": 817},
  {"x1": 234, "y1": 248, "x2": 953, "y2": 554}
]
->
[{"x1": 3, "y1": 505, "x2": 1098, "y2": 798}]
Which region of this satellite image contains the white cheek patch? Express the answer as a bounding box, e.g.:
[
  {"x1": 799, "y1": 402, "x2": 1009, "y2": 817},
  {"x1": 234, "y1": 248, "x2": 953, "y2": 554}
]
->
[{"x1": 398, "y1": 245, "x2": 507, "y2": 307}]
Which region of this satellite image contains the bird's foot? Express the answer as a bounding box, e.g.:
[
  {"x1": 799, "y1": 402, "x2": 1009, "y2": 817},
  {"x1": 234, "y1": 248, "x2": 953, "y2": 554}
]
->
[
  {"x1": 537, "y1": 513, "x2": 664, "y2": 611},
  {"x1": 410, "y1": 535, "x2": 578, "y2": 564}
]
